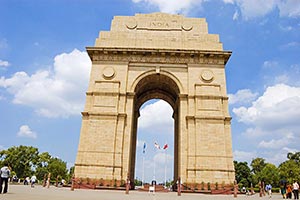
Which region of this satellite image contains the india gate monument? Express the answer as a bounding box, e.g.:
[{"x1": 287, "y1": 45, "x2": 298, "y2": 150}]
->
[{"x1": 75, "y1": 13, "x2": 235, "y2": 188}]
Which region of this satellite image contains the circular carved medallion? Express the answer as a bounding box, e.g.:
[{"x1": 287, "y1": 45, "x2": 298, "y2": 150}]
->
[
  {"x1": 200, "y1": 70, "x2": 214, "y2": 82},
  {"x1": 102, "y1": 67, "x2": 115, "y2": 79},
  {"x1": 126, "y1": 21, "x2": 137, "y2": 30},
  {"x1": 182, "y1": 23, "x2": 193, "y2": 31}
]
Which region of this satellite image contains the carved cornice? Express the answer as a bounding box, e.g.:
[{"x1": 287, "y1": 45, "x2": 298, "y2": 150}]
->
[{"x1": 86, "y1": 47, "x2": 231, "y2": 65}]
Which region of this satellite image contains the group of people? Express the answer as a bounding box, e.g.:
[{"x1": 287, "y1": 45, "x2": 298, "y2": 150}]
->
[
  {"x1": 280, "y1": 181, "x2": 299, "y2": 199},
  {"x1": 0, "y1": 163, "x2": 38, "y2": 194},
  {"x1": 24, "y1": 175, "x2": 37, "y2": 187}
]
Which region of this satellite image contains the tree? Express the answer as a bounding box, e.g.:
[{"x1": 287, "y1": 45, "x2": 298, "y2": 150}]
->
[
  {"x1": 278, "y1": 160, "x2": 300, "y2": 184},
  {"x1": 259, "y1": 163, "x2": 279, "y2": 187},
  {"x1": 67, "y1": 166, "x2": 75, "y2": 183},
  {"x1": 0, "y1": 145, "x2": 39, "y2": 178},
  {"x1": 35, "y1": 152, "x2": 52, "y2": 180},
  {"x1": 47, "y1": 157, "x2": 68, "y2": 181},
  {"x1": 287, "y1": 152, "x2": 300, "y2": 164},
  {"x1": 250, "y1": 157, "x2": 267, "y2": 185},
  {"x1": 234, "y1": 161, "x2": 253, "y2": 187},
  {"x1": 251, "y1": 158, "x2": 266, "y2": 174}
]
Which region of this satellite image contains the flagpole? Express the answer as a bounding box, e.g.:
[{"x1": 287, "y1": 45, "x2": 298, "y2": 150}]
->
[
  {"x1": 164, "y1": 147, "x2": 167, "y2": 187},
  {"x1": 153, "y1": 156, "x2": 156, "y2": 181},
  {"x1": 142, "y1": 142, "x2": 146, "y2": 187},
  {"x1": 142, "y1": 155, "x2": 145, "y2": 187},
  {"x1": 153, "y1": 142, "x2": 159, "y2": 181}
]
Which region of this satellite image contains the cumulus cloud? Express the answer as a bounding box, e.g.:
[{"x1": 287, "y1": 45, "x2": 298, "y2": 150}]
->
[
  {"x1": 17, "y1": 125, "x2": 37, "y2": 139},
  {"x1": 233, "y1": 84, "x2": 300, "y2": 129},
  {"x1": 228, "y1": 89, "x2": 258, "y2": 105},
  {"x1": 0, "y1": 49, "x2": 91, "y2": 118},
  {"x1": 132, "y1": 0, "x2": 204, "y2": 14},
  {"x1": 233, "y1": 150, "x2": 257, "y2": 163},
  {"x1": 224, "y1": 0, "x2": 300, "y2": 20},
  {"x1": 234, "y1": 0, "x2": 277, "y2": 20},
  {"x1": 258, "y1": 132, "x2": 294, "y2": 149},
  {"x1": 138, "y1": 100, "x2": 173, "y2": 132},
  {"x1": 132, "y1": 0, "x2": 300, "y2": 19},
  {"x1": 278, "y1": 0, "x2": 300, "y2": 17},
  {"x1": 0, "y1": 60, "x2": 10, "y2": 67},
  {"x1": 232, "y1": 84, "x2": 300, "y2": 164}
]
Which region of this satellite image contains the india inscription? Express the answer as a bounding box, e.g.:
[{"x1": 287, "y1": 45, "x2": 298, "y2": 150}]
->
[{"x1": 75, "y1": 12, "x2": 235, "y2": 189}]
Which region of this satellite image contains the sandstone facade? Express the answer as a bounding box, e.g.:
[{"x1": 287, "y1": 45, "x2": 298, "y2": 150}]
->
[{"x1": 75, "y1": 13, "x2": 235, "y2": 187}]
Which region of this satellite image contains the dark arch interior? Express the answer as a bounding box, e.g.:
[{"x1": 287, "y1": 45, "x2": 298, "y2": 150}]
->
[{"x1": 129, "y1": 73, "x2": 180, "y2": 187}]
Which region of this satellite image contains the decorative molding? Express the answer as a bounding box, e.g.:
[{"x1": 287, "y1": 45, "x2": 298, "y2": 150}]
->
[{"x1": 87, "y1": 48, "x2": 231, "y2": 65}]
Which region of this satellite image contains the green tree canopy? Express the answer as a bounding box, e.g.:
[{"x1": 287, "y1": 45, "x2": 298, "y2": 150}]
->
[
  {"x1": 46, "y1": 157, "x2": 68, "y2": 181},
  {"x1": 0, "y1": 145, "x2": 39, "y2": 178},
  {"x1": 0, "y1": 145, "x2": 68, "y2": 182},
  {"x1": 278, "y1": 159, "x2": 300, "y2": 184},
  {"x1": 287, "y1": 152, "x2": 300, "y2": 164},
  {"x1": 234, "y1": 161, "x2": 253, "y2": 187},
  {"x1": 250, "y1": 157, "x2": 266, "y2": 174},
  {"x1": 259, "y1": 163, "x2": 279, "y2": 187}
]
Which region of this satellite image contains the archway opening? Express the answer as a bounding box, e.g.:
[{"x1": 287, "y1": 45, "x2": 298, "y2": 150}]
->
[
  {"x1": 134, "y1": 99, "x2": 174, "y2": 187},
  {"x1": 129, "y1": 73, "x2": 180, "y2": 188}
]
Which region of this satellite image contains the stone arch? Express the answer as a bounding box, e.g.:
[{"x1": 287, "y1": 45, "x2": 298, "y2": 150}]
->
[
  {"x1": 128, "y1": 73, "x2": 181, "y2": 184},
  {"x1": 130, "y1": 69, "x2": 184, "y2": 98},
  {"x1": 75, "y1": 13, "x2": 235, "y2": 190}
]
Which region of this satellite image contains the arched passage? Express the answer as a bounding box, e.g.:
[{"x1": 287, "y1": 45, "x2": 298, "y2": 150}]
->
[
  {"x1": 75, "y1": 13, "x2": 235, "y2": 190},
  {"x1": 129, "y1": 73, "x2": 180, "y2": 186}
]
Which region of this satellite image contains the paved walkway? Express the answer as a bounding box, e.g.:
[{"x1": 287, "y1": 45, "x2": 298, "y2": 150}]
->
[{"x1": 1, "y1": 185, "x2": 284, "y2": 200}]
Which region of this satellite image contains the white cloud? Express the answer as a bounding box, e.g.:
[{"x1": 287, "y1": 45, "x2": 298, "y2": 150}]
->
[
  {"x1": 138, "y1": 100, "x2": 173, "y2": 132},
  {"x1": 233, "y1": 10, "x2": 239, "y2": 20},
  {"x1": 228, "y1": 89, "x2": 258, "y2": 105},
  {"x1": 154, "y1": 152, "x2": 173, "y2": 165},
  {"x1": 234, "y1": 0, "x2": 277, "y2": 20},
  {"x1": 223, "y1": 0, "x2": 235, "y2": 4},
  {"x1": 232, "y1": 84, "x2": 300, "y2": 164},
  {"x1": 0, "y1": 60, "x2": 10, "y2": 67},
  {"x1": 258, "y1": 132, "x2": 294, "y2": 149},
  {"x1": 17, "y1": 125, "x2": 37, "y2": 139},
  {"x1": 132, "y1": 0, "x2": 300, "y2": 19},
  {"x1": 241, "y1": 127, "x2": 268, "y2": 138},
  {"x1": 0, "y1": 49, "x2": 91, "y2": 118},
  {"x1": 132, "y1": 0, "x2": 204, "y2": 14},
  {"x1": 263, "y1": 60, "x2": 279, "y2": 68},
  {"x1": 233, "y1": 84, "x2": 300, "y2": 130},
  {"x1": 278, "y1": 0, "x2": 300, "y2": 17},
  {"x1": 233, "y1": 150, "x2": 257, "y2": 163},
  {"x1": 226, "y1": 0, "x2": 300, "y2": 20},
  {"x1": 281, "y1": 41, "x2": 300, "y2": 49}
]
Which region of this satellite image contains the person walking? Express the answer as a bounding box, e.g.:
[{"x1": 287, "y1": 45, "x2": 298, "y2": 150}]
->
[
  {"x1": 31, "y1": 175, "x2": 37, "y2": 188},
  {"x1": 287, "y1": 183, "x2": 293, "y2": 199},
  {"x1": 265, "y1": 183, "x2": 272, "y2": 198},
  {"x1": 293, "y1": 181, "x2": 299, "y2": 199},
  {"x1": 0, "y1": 163, "x2": 11, "y2": 194}
]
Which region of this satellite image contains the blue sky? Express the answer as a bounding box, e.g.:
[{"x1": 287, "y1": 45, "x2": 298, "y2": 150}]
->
[{"x1": 0, "y1": 0, "x2": 300, "y2": 183}]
